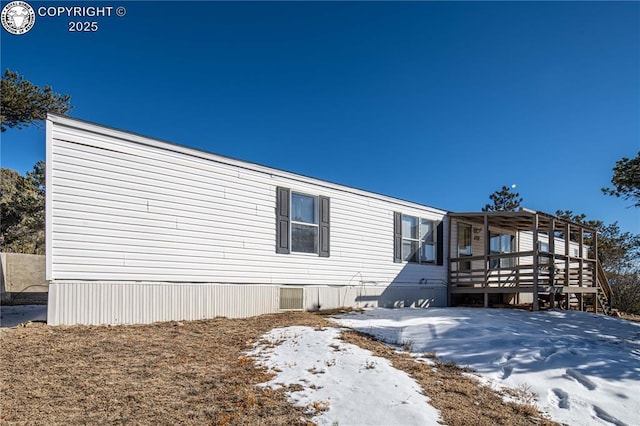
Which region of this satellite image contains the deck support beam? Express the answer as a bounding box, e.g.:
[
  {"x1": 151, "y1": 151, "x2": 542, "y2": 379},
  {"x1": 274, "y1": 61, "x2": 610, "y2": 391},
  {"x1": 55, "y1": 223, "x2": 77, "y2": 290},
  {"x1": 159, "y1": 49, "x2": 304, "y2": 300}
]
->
[
  {"x1": 532, "y1": 213, "x2": 539, "y2": 311},
  {"x1": 579, "y1": 293, "x2": 584, "y2": 311},
  {"x1": 594, "y1": 232, "x2": 599, "y2": 314},
  {"x1": 549, "y1": 218, "x2": 555, "y2": 288},
  {"x1": 483, "y1": 214, "x2": 489, "y2": 308},
  {"x1": 579, "y1": 228, "x2": 584, "y2": 290},
  {"x1": 565, "y1": 222, "x2": 570, "y2": 289},
  {"x1": 447, "y1": 215, "x2": 452, "y2": 307}
]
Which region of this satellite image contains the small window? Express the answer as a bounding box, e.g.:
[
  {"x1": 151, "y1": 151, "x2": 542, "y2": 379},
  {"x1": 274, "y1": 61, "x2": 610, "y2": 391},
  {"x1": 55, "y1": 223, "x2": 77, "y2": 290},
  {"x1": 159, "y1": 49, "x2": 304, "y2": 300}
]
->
[
  {"x1": 291, "y1": 192, "x2": 318, "y2": 254},
  {"x1": 402, "y1": 215, "x2": 436, "y2": 264}
]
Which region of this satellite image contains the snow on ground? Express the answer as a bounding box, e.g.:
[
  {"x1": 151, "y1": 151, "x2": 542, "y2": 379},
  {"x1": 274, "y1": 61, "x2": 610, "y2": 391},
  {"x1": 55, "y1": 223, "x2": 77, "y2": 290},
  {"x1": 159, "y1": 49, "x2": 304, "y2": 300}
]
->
[
  {"x1": 0, "y1": 304, "x2": 47, "y2": 328},
  {"x1": 4, "y1": 304, "x2": 638, "y2": 425},
  {"x1": 249, "y1": 326, "x2": 441, "y2": 426},
  {"x1": 335, "y1": 308, "x2": 640, "y2": 426}
]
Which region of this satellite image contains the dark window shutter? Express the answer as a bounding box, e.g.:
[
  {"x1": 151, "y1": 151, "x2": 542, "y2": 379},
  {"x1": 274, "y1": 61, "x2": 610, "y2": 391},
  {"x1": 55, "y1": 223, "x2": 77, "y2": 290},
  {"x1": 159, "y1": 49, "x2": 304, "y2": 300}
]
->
[
  {"x1": 318, "y1": 195, "x2": 330, "y2": 257},
  {"x1": 436, "y1": 220, "x2": 444, "y2": 265},
  {"x1": 275, "y1": 187, "x2": 290, "y2": 254},
  {"x1": 393, "y1": 212, "x2": 402, "y2": 263}
]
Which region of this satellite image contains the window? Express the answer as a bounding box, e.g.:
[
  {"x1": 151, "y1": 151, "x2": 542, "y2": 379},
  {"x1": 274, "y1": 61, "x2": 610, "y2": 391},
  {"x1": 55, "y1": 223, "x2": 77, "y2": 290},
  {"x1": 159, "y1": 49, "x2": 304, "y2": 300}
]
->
[
  {"x1": 420, "y1": 219, "x2": 436, "y2": 263},
  {"x1": 539, "y1": 241, "x2": 550, "y2": 264},
  {"x1": 457, "y1": 223, "x2": 472, "y2": 271},
  {"x1": 489, "y1": 232, "x2": 515, "y2": 268},
  {"x1": 400, "y1": 215, "x2": 436, "y2": 264},
  {"x1": 291, "y1": 192, "x2": 318, "y2": 253},
  {"x1": 402, "y1": 215, "x2": 419, "y2": 262},
  {"x1": 275, "y1": 187, "x2": 330, "y2": 257}
]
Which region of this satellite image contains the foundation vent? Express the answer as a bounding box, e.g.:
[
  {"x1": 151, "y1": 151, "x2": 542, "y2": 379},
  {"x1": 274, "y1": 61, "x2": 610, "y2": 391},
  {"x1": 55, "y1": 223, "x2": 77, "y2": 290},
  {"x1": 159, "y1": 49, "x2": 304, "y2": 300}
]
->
[{"x1": 279, "y1": 287, "x2": 304, "y2": 310}]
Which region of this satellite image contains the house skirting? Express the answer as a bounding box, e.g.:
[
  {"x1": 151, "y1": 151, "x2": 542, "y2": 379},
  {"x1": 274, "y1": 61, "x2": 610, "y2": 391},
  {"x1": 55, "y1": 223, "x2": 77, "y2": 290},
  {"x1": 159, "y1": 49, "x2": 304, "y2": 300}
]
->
[{"x1": 47, "y1": 281, "x2": 447, "y2": 326}]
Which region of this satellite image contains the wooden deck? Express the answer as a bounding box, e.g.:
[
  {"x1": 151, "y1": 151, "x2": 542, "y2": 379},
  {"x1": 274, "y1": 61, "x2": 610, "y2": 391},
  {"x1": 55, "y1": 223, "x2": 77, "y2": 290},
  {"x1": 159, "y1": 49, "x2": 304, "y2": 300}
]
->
[{"x1": 448, "y1": 211, "x2": 612, "y2": 314}]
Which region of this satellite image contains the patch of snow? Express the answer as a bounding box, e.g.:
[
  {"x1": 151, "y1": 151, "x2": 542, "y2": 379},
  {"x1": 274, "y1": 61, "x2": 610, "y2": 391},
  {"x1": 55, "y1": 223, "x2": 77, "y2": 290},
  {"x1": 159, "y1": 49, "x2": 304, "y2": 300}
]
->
[
  {"x1": 249, "y1": 326, "x2": 441, "y2": 426},
  {"x1": 335, "y1": 308, "x2": 640, "y2": 426},
  {"x1": 0, "y1": 304, "x2": 47, "y2": 328}
]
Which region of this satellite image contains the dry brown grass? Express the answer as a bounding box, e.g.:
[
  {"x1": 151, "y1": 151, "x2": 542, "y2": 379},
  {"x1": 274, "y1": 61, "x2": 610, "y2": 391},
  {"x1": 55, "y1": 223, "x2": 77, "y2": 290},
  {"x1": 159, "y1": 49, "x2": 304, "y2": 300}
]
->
[
  {"x1": 0, "y1": 313, "x2": 326, "y2": 425},
  {"x1": 1, "y1": 312, "x2": 557, "y2": 425}
]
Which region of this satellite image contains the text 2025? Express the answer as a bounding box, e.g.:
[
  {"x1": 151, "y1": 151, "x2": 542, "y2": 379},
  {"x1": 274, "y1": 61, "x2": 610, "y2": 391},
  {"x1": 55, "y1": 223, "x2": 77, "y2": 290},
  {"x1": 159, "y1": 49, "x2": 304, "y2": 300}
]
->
[{"x1": 68, "y1": 21, "x2": 98, "y2": 32}]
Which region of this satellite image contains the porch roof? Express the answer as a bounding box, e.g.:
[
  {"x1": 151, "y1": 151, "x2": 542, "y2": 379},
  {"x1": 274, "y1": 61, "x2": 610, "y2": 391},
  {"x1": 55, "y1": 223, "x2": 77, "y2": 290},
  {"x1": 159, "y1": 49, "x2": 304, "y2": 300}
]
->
[{"x1": 449, "y1": 210, "x2": 598, "y2": 234}]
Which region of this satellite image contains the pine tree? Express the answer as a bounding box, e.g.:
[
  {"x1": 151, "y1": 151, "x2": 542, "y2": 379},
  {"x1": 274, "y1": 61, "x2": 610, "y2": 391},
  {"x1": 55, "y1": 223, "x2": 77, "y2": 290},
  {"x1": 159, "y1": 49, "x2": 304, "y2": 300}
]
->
[
  {"x1": 482, "y1": 186, "x2": 523, "y2": 212},
  {"x1": 602, "y1": 152, "x2": 640, "y2": 207},
  {"x1": 0, "y1": 69, "x2": 71, "y2": 252},
  {"x1": 0, "y1": 163, "x2": 45, "y2": 254},
  {"x1": 1, "y1": 69, "x2": 72, "y2": 132}
]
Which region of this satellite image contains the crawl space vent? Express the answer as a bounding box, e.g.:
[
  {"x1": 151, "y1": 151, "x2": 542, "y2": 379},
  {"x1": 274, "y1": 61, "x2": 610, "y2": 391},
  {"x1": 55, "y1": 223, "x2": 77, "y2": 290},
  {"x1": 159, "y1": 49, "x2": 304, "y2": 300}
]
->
[{"x1": 279, "y1": 287, "x2": 304, "y2": 310}]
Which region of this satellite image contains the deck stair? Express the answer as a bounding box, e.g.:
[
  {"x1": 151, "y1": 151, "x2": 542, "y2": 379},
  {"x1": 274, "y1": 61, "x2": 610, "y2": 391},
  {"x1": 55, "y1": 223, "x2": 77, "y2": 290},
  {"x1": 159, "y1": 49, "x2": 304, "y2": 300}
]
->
[
  {"x1": 596, "y1": 262, "x2": 613, "y2": 316},
  {"x1": 596, "y1": 292, "x2": 612, "y2": 316},
  {"x1": 559, "y1": 262, "x2": 612, "y2": 315}
]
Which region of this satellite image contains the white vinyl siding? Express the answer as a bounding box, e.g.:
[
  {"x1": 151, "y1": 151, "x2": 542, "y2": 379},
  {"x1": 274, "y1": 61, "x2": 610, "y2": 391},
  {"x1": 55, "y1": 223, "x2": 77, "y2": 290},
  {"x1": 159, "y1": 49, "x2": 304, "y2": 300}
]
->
[
  {"x1": 519, "y1": 232, "x2": 589, "y2": 261},
  {"x1": 47, "y1": 116, "x2": 448, "y2": 290}
]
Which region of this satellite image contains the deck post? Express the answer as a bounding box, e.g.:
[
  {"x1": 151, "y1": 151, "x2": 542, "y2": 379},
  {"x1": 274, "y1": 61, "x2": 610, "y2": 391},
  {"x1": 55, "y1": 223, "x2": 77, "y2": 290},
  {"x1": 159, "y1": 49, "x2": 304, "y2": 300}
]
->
[
  {"x1": 483, "y1": 214, "x2": 489, "y2": 308},
  {"x1": 447, "y1": 216, "x2": 452, "y2": 307},
  {"x1": 549, "y1": 218, "x2": 555, "y2": 286},
  {"x1": 564, "y1": 222, "x2": 570, "y2": 290},
  {"x1": 546, "y1": 218, "x2": 555, "y2": 308},
  {"x1": 579, "y1": 293, "x2": 584, "y2": 311},
  {"x1": 532, "y1": 213, "x2": 539, "y2": 311},
  {"x1": 579, "y1": 228, "x2": 584, "y2": 290},
  {"x1": 594, "y1": 232, "x2": 599, "y2": 314}
]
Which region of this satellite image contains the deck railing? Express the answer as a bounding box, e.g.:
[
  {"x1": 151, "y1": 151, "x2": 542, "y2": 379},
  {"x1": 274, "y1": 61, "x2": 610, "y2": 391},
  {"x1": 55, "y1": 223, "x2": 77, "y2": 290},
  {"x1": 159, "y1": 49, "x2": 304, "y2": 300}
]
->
[{"x1": 450, "y1": 251, "x2": 597, "y2": 290}]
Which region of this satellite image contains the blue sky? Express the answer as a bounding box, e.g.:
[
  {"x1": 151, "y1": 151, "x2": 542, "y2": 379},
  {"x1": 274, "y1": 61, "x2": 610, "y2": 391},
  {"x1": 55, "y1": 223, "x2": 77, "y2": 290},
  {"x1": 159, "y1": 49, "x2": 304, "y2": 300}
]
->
[{"x1": 1, "y1": 1, "x2": 638, "y2": 233}]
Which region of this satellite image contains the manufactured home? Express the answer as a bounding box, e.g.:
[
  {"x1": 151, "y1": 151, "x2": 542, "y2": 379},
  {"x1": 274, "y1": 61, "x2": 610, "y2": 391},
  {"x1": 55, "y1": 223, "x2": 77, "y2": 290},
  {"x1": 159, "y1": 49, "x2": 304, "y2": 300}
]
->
[
  {"x1": 46, "y1": 115, "x2": 450, "y2": 325},
  {"x1": 45, "y1": 115, "x2": 611, "y2": 325}
]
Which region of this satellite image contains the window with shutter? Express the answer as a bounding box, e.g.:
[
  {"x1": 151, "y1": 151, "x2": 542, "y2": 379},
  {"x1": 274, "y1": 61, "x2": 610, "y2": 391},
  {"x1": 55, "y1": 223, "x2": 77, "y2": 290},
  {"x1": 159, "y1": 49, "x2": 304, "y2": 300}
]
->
[
  {"x1": 395, "y1": 212, "x2": 441, "y2": 265},
  {"x1": 276, "y1": 187, "x2": 329, "y2": 257}
]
